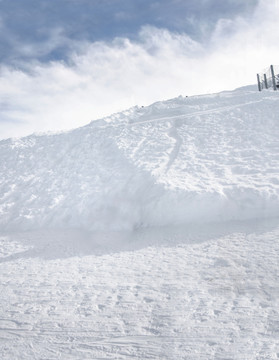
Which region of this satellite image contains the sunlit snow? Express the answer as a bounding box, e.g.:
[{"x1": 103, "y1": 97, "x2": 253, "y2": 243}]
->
[{"x1": 1, "y1": 86, "x2": 279, "y2": 359}]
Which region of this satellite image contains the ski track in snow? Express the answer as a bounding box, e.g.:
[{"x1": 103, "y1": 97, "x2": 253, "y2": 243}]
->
[
  {"x1": 1, "y1": 87, "x2": 279, "y2": 359},
  {"x1": 165, "y1": 121, "x2": 183, "y2": 173},
  {"x1": 127, "y1": 98, "x2": 264, "y2": 127}
]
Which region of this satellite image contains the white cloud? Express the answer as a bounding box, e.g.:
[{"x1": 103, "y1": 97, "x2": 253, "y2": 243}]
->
[{"x1": 0, "y1": 0, "x2": 279, "y2": 140}]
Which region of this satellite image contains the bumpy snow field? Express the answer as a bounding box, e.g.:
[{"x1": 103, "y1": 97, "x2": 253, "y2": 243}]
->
[{"x1": 1, "y1": 87, "x2": 279, "y2": 359}]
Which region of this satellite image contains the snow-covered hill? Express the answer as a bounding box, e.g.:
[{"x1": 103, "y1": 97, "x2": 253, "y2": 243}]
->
[
  {"x1": 1, "y1": 87, "x2": 279, "y2": 360},
  {"x1": 1, "y1": 87, "x2": 279, "y2": 231}
]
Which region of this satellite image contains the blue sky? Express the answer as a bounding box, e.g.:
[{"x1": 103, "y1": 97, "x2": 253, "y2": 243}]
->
[
  {"x1": 0, "y1": 0, "x2": 257, "y2": 64},
  {"x1": 0, "y1": 0, "x2": 278, "y2": 139}
]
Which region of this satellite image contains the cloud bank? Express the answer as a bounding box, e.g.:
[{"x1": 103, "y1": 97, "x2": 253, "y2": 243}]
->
[{"x1": 0, "y1": 0, "x2": 278, "y2": 139}]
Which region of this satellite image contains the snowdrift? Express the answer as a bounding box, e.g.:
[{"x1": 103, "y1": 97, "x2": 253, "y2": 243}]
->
[{"x1": 1, "y1": 87, "x2": 279, "y2": 232}]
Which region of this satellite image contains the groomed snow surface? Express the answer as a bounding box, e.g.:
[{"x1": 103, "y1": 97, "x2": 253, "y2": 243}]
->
[{"x1": 1, "y1": 86, "x2": 279, "y2": 359}]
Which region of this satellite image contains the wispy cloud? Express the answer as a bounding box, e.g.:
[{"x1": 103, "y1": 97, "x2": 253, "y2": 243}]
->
[{"x1": 0, "y1": 0, "x2": 278, "y2": 139}]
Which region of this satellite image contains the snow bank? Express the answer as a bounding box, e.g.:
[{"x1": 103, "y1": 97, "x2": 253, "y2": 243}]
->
[{"x1": 0, "y1": 88, "x2": 279, "y2": 231}]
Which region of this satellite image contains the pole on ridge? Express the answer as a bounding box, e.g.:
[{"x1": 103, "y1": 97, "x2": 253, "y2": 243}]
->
[
  {"x1": 257, "y1": 73, "x2": 261, "y2": 91},
  {"x1": 270, "y1": 65, "x2": 277, "y2": 91},
  {"x1": 264, "y1": 74, "x2": 268, "y2": 89}
]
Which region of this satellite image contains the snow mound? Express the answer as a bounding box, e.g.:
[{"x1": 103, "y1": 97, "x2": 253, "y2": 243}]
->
[{"x1": 1, "y1": 88, "x2": 279, "y2": 231}]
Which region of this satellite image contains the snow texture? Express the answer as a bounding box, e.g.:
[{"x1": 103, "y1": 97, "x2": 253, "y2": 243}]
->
[
  {"x1": 0, "y1": 87, "x2": 279, "y2": 232},
  {"x1": 1, "y1": 87, "x2": 279, "y2": 359}
]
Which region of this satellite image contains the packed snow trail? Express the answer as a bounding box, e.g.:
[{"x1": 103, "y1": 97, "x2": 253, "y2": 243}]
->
[
  {"x1": 0, "y1": 87, "x2": 279, "y2": 231},
  {"x1": 1, "y1": 219, "x2": 279, "y2": 359}
]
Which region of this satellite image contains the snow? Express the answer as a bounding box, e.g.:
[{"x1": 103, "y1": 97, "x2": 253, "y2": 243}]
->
[
  {"x1": 1, "y1": 87, "x2": 279, "y2": 232},
  {"x1": 1, "y1": 86, "x2": 279, "y2": 359}
]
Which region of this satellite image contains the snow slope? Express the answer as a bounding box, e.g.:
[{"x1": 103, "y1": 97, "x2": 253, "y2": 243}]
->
[
  {"x1": 0, "y1": 87, "x2": 279, "y2": 231},
  {"x1": 1, "y1": 87, "x2": 279, "y2": 360}
]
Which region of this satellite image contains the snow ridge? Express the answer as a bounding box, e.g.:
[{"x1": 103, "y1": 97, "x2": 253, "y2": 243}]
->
[{"x1": 0, "y1": 88, "x2": 279, "y2": 232}]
